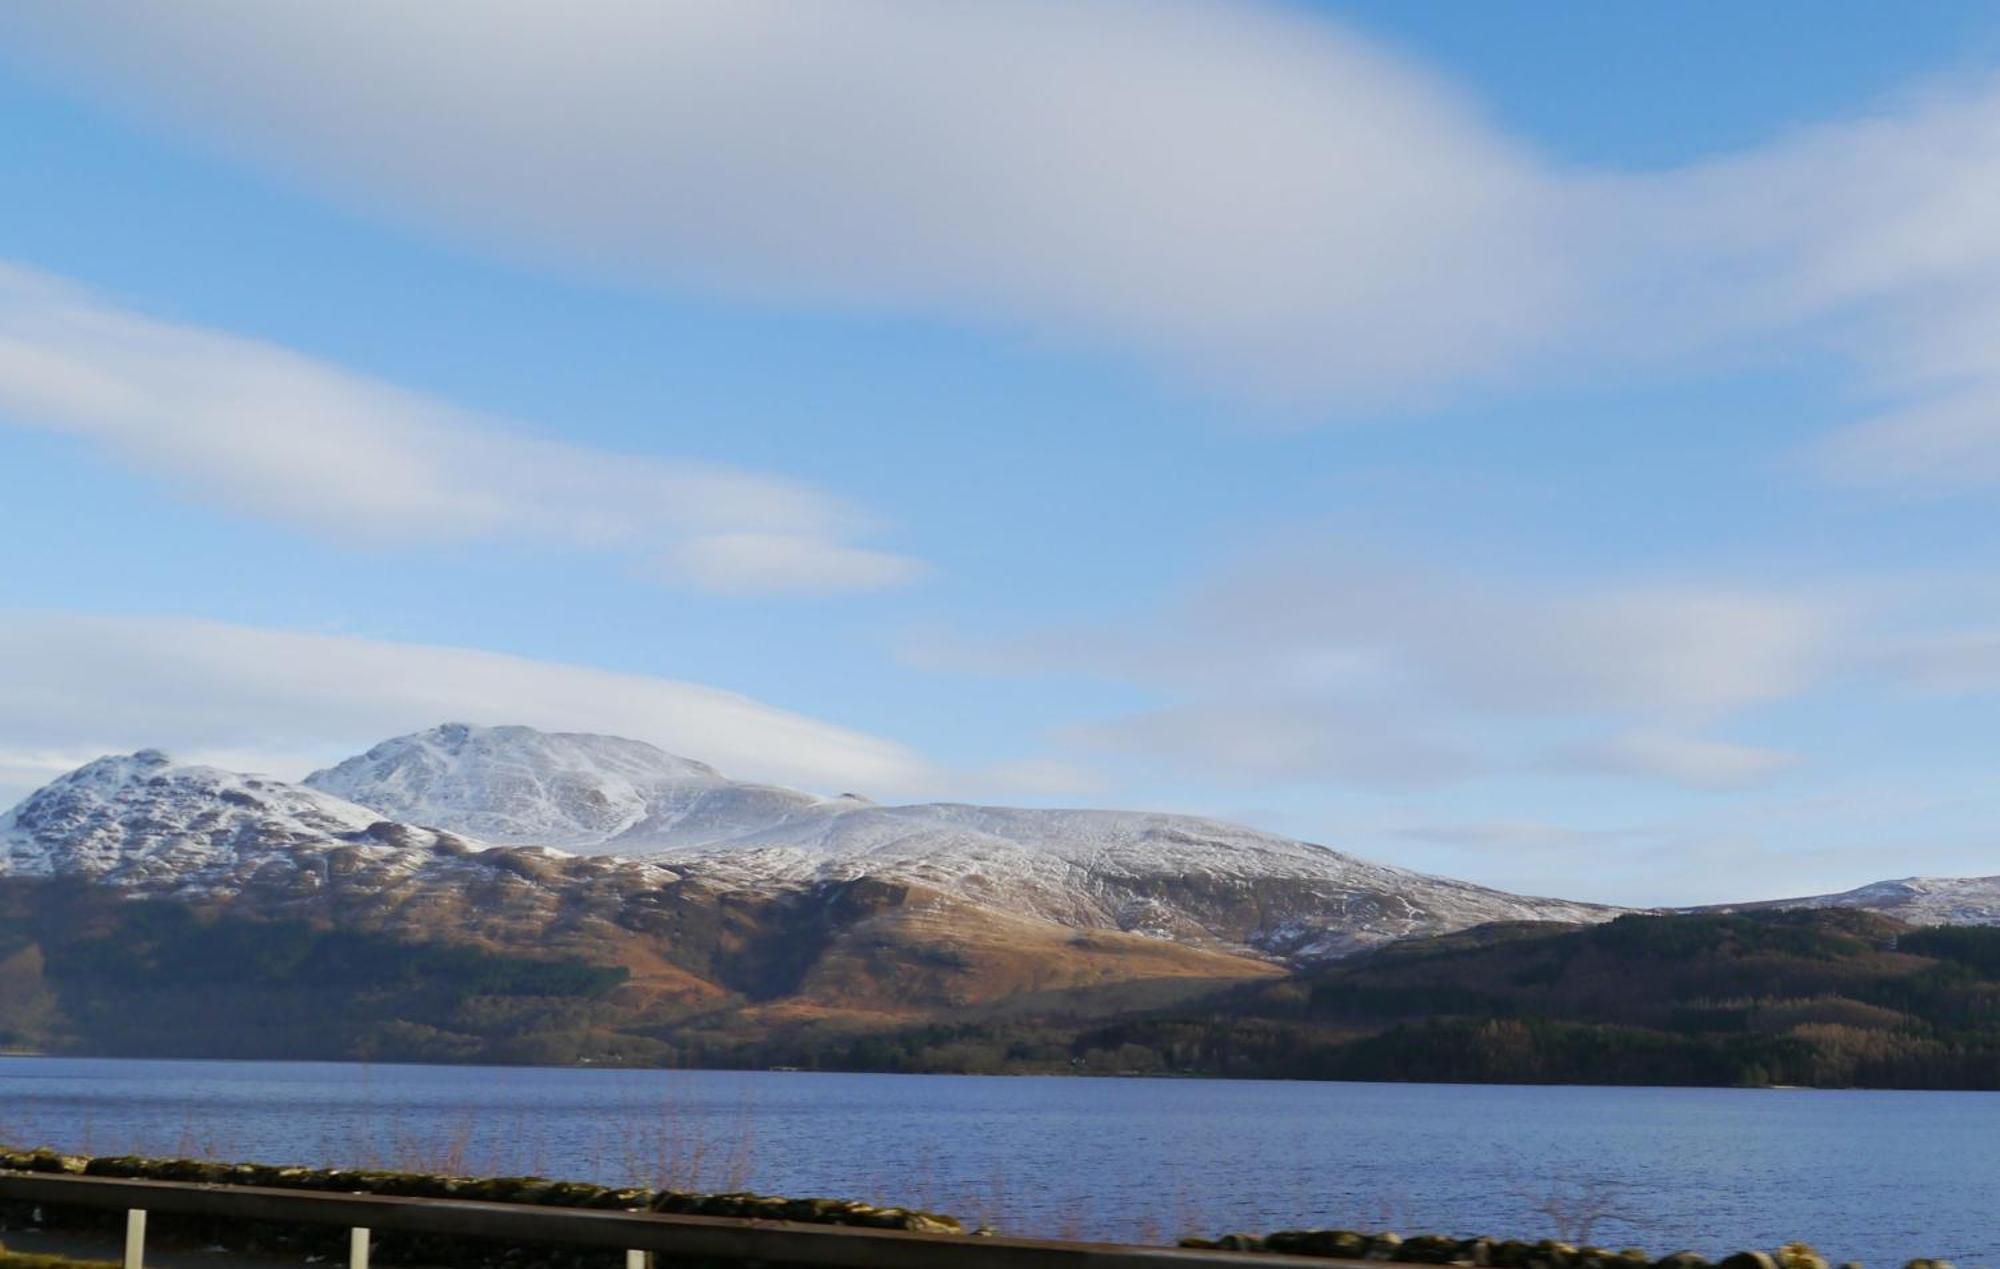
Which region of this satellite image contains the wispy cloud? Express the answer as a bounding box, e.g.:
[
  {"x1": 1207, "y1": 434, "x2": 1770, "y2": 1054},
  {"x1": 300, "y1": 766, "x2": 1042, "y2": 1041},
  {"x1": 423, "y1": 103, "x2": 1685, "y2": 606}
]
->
[
  {"x1": 1064, "y1": 699, "x2": 1473, "y2": 792},
  {"x1": 1877, "y1": 630, "x2": 2000, "y2": 694},
  {"x1": 654, "y1": 532, "x2": 927, "y2": 596},
  {"x1": 916, "y1": 550, "x2": 1838, "y2": 793},
  {"x1": 0, "y1": 263, "x2": 923, "y2": 594},
  {"x1": 0, "y1": 611, "x2": 940, "y2": 806},
  {"x1": 1554, "y1": 732, "x2": 1799, "y2": 790}
]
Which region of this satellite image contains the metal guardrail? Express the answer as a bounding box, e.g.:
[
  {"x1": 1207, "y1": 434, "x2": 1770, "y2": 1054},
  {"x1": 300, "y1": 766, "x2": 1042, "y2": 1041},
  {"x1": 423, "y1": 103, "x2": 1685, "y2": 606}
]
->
[{"x1": 0, "y1": 1171, "x2": 1364, "y2": 1269}]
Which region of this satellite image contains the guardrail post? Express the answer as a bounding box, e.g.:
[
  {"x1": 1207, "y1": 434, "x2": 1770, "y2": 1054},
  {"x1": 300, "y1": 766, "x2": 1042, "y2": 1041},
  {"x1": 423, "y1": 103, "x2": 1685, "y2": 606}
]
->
[
  {"x1": 351, "y1": 1226, "x2": 371, "y2": 1269},
  {"x1": 122, "y1": 1208, "x2": 146, "y2": 1269},
  {"x1": 626, "y1": 1249, "x2": 648, "y2": 1269}
]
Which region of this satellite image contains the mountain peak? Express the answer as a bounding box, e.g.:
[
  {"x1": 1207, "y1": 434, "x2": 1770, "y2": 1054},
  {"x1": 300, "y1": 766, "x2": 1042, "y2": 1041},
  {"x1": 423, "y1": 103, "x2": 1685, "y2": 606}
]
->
[
  {"x1": 54, "y1": 748, "x2": 176, "y2": 788},
  {"x1": 303, "y1": 723, "x2": 824, "y2": 850},
  {"x1": 381, "y1": 722, "x2": 721, "y2": 777},
  {"x1": 1, "y1": 750, "x2": 389, "y2": 879}
]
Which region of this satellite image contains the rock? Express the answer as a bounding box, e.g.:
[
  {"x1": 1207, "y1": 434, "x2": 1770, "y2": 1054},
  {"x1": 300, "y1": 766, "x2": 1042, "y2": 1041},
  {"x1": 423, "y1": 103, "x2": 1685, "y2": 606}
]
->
[
  {"x1": 1396, "y1": 1234, "x2": 1466, "y2": 1263},
  {"x1": 1531, "y1": 1240, "x2": 1580, "y2": 1269},
  {"x1": 1776, "y1": 1246, "x2": 1828, "y2": 1269},
  {"x1": 902, "y1": 1213, "x2": 963, "y2": 1235},
  {"x1": 1264, "y1": 1229, "x2": 1372, "y2": 1259}
]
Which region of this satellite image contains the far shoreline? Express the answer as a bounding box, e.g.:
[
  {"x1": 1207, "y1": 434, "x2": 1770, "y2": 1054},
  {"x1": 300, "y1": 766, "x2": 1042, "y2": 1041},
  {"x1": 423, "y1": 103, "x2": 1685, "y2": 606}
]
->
[{"x1": 0, "y1": 1049, "x2": 1979, "y2": 1094}]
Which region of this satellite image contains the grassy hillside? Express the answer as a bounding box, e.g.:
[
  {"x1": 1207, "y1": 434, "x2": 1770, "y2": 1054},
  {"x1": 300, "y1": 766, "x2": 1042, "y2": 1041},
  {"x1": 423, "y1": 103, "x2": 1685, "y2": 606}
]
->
[
  {"x1": 0, "y1": 878, "x2": 633, "y2": 1063},
  {"x1": 0, "y1": 877, "x2": 1256, "y2": 1067}
]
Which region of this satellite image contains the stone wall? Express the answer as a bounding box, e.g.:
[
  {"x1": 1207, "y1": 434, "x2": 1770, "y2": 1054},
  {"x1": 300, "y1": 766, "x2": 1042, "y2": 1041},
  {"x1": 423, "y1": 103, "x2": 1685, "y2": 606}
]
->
[
  {"x1": 0, "y1": 1148, "x2": 961, "y2": 1269},
  {"x1": 1179, "y1": 1229, "x2": 1951, "y2": 1269}
]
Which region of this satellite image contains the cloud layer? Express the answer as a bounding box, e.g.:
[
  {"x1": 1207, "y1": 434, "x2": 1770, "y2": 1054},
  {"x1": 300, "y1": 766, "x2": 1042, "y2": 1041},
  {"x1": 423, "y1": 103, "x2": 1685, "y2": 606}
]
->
[
  {"x1": 921, "y1": 553, "x2": 1833, "y2": 793},
  {"x1": 12, "y1": 0, "x2": 2000, "y2": 462},
  {"x1": 0, "y1": 612, "x2": 936, "y2": 805},
  {"x1": 0, "y1": 0, "x2": 1573, "y2": 405},
  {"x1": 0, "y1": 263, "x2": 921, "y2": 594}
]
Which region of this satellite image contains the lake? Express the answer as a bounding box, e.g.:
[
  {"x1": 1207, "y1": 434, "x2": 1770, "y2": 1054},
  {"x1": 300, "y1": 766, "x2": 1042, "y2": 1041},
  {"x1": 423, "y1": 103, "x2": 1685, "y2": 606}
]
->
[{"x1": 0, "y1": 1057, "x2": 1988, "y2": 1266}]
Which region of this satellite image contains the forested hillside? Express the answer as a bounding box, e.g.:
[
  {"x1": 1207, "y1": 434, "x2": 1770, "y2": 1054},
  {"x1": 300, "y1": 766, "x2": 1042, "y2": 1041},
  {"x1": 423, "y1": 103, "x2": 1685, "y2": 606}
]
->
[{"x1": 1064, "y1": 909, "x2": 2000, "y2": 1086}]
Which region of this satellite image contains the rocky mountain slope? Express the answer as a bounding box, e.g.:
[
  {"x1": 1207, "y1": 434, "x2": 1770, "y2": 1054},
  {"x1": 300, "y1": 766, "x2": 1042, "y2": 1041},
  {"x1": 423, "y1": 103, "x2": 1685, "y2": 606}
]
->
[
  {"x1": 0, "y1": 750, "x2": 473, "y2": 886},
  {"x1": 0, "y1": 744, "x2": 1281, "y2": 1021}
]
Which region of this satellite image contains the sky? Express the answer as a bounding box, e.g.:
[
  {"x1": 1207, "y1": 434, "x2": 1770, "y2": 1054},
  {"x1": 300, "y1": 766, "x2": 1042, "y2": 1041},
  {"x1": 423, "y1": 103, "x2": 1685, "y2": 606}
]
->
[{"x1": 3, "y1": 1, "x2": 2000, "y2": 907}]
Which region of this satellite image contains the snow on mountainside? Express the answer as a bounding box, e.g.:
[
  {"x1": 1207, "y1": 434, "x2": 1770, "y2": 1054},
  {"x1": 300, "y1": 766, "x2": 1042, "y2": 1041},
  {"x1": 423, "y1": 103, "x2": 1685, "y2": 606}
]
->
[
  {"x1": 1709, "y1": 876, "x2": 2000, "y2": 926},
  {"x1": 307, "y1": 724, "x2": 1623, "y2": 958},
  {"x1": 305, "y1": 724, "x2": 843, "y2": 851},
  {"x1": 0, "y1": 749, "x2": 481, "y2": 889},
  {"x1": 656, "y1": 801, "x2": 1622, "y2": 958}
]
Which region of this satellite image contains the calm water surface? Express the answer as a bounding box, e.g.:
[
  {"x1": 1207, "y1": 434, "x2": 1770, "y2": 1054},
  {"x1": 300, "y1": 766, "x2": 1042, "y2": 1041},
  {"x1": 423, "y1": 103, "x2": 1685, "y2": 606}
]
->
[{"x1": 0, "y1": 1057, "x2": 1988, "y2": 1266}]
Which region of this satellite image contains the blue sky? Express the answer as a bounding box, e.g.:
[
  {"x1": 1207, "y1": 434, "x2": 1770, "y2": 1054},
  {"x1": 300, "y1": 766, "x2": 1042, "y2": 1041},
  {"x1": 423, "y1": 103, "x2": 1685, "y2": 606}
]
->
[{"x1": 4, "y1": 1, "x2": 2000, "y2": 905}]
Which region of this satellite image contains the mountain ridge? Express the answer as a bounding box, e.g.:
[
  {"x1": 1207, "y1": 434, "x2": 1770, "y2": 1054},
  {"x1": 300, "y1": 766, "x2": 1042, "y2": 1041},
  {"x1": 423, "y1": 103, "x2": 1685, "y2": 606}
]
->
[
  {"x1": 298, "y1": 723, "x2": 1625, "y2": 959},
  {"x1": 7, "y1": 723, "x2": 1998, "y2": 1036},
  {"x1": 1698, "y1": 875, "x2": 2000, "y2": 926}
]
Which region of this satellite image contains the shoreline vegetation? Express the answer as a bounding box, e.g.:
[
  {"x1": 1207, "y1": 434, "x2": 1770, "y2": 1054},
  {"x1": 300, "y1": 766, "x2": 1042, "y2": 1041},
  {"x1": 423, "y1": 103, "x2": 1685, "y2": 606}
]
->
[
  {"x1": 7, "y1": 876, "x2": 2000, "y2": 1088},
  {"x1": 0, "y1": 1150, "x2": 1959, "y2": 1269}
]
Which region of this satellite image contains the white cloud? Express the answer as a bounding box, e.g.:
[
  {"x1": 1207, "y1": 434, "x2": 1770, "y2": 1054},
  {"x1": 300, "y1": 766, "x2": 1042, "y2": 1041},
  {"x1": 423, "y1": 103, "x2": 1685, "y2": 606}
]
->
[
  {"x1": 0, "y1": 749, "x2": 105, "y2": 800},
  {"x1": 656, "y1": 532, "x2": 927, "y2": 597},
  {"x1": 1878, "y1": 631, "x2": 2000, "y2": 694},
  {"x1": 1668, "y1": 81, "x2": 2000, "y2": 490},
  {"x1": 0, "y1": 611, "x2": 938, "y2": 804},
  {"x1": 963, "y1": 757, "x2": 1109, "y2": 801},
  {"x1": 0, "y1": 263, "x2": 921, "y2": 594},
  {"x1": 1389, "y1": 819, "x2": 1626, "y2": 856},
  {"x1": 1183, "y1": 566, "x2": 1831, "y2": 719},
  {"x1": 15, "y1": 1, "x2": 2000, "y2": 469},
  {"x1": 0, "y1": 0, "x2": 1576, "y2": 406},
  {"x1": 1065, "y1": 700, "x2": 1473, "y2": 792},
  {"x1": 1814, "y1": 390, "x2": 2000, "y2": 489},
  {"x1": 1555, "y1": 732, "x2": 1799, "y2": 790},
  {"x1": 918, "y1": 552, "x2": 1836, "y2": 792}
]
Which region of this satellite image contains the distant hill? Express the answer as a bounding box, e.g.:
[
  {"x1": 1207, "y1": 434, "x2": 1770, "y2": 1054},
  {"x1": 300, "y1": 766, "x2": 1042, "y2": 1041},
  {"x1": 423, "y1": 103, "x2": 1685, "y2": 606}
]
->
[
  {"x1": 0, "y1": 877, "x2": 633, "y2": 1063},
  {"x1": 1060, "y1": 909, "x2": 2000, "y2": 1087},
  {"x1": 8, "y1": 881, "x2": 2000, "y2": 1086}
]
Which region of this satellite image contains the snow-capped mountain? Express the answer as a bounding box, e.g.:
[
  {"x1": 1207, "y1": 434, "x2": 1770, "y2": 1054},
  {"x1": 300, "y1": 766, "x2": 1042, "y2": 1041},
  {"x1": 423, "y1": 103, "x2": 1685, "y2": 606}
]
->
[
  {"x1": 0, "y1": 726, "x2": 1626, "y2": 963},
  {"x1": 298, "y1": 723, "x2": 1620, "y2": 958},
  {"x1": 1710, "y1": 875, "x2": 2000, "y2": 926},
  {"x1": 305, "y1": 724, "x2": 845, "y2": 851},
  {"x1": 653, "y1": 801, "x2": 1618, "y2": 958},
  {"x1": 0, "y1": 748, "x2": 481, "y2": 890},
  {"x1": 13, "y1": 727, "x2": 2000, "y2": 1032}
]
